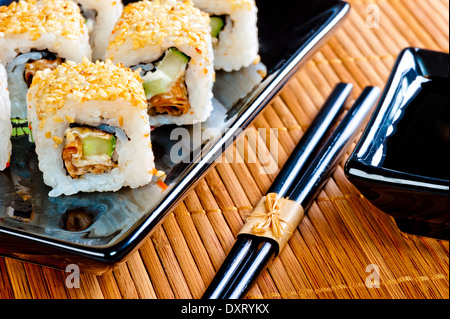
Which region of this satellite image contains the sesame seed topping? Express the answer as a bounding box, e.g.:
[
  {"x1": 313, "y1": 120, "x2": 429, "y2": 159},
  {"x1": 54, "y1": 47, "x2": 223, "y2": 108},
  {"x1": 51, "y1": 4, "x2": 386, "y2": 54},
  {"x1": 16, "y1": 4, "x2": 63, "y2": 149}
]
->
[
  {"x1": 38, "y1": 117, "x2": 47, "y2": 130},
  {"x1": 52, "y1": 116, "x2": 64, "y2": 123},
  {"x1": 65, "y1": 115, "x2": 75, "y2": 123},
  {"x1": 193, "y1": 0, "x2": 255, "y2": 11},
  {"x1": 0, "y1": 0, "x2": 86, "y2": 40},
  {"x1": 52, "y1": 135, "x2": 63, "y2": 144},
  {"x1": 29, "y1": 58, "x2": 148, "y2": 121},
  {"x1": 107, "y1": 0, "x2": 210, "y2": 57}
]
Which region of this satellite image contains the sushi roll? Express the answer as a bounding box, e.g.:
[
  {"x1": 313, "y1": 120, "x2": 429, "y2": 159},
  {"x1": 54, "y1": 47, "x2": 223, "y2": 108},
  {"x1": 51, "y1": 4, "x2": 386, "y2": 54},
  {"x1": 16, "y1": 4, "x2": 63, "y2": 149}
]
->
[
  {"x1": 192, "y1": 0, "x2": 259, "y2": 72},
  {"x1": 0, "y1": 63, "x2": 12, "y2": 171},
  {"x1": 0, "y1": 0, "x2": 91, "y2": 120},
  {"x1": 74, "y1": 0, "x2": 124, "y2": 61},
  {"x1": 106, "y1": 0, "x2": 214, "y2": 126},
  {"x1": 27, "y1": 58, "x2": 155, "y2": 197}
]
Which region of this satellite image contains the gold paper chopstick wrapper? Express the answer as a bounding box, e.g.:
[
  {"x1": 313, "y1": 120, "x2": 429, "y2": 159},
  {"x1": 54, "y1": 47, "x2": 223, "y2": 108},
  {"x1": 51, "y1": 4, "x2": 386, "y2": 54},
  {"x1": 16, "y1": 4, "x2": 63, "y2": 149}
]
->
[{"x1": 239, "y1": 193, "x2": 304, "y2": 255}]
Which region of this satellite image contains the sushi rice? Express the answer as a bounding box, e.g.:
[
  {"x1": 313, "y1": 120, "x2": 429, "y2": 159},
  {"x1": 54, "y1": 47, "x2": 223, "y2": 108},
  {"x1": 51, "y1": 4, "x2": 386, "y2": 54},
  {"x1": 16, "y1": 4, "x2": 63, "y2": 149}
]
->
[
  {"x1": 27, "y1": 58, "x2": 155, "y2": 197},
  {"x1": 0, "y1": 0, "x2": 91, "y2": 64},
  {"x1": 74, "y1": 0, "x2": 124, "y2": 61},
  {"x1": 0, "y1": 0, "x2": 92, "y2": 120},
  {"x1": 106, "y1": 0, "x2": 215, "y2": 126},
  {"x1": 192, "y1": 0, "x2": 259, "y2": 71},
  {"x1": 0, "y1": 63, "x2": 12, "y2": 171}
]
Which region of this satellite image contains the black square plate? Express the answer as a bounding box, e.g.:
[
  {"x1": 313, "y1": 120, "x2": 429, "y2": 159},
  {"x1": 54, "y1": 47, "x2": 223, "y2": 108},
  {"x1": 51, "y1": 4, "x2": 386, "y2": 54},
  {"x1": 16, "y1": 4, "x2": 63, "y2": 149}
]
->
[{"x1": 0, "y1": 0, "x2": 350, "y2": 274}]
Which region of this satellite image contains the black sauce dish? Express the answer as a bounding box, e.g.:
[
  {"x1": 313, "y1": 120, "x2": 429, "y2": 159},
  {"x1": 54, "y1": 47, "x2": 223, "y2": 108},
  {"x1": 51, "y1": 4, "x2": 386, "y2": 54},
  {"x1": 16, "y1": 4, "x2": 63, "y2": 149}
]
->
[{"x1": 345, "y1": 47, "x2": 449, "y2": 240}]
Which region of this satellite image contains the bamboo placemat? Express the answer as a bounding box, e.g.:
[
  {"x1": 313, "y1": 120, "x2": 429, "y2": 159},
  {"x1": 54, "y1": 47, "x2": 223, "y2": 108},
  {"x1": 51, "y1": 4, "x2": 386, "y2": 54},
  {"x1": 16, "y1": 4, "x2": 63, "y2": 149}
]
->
[{"x1": 1, "y1": 0, "x2": 448, "y2": 299}]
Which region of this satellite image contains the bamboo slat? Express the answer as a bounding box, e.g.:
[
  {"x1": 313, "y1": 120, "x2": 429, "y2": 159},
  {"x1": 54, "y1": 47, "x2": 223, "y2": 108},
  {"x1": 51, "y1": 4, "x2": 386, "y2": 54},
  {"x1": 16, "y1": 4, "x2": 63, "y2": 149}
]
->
[
  {"x1": 162, "y1": 213, "x2": 205, "y2": 298},
  {"x1": 96, "y1": 271, "x2": 122, "y2": 299},
  {"x1": 125, "y1": 252, "x2": 157, "y2": 299},
  {"x1": 0, "y1": 258, "x2": 14, "y2": 299},
  {"x1": 112, "y1": 263, "x2": 140, "y2": 299},
  {"x1": 21, "y1": 263, "x2": 47, "y2": 299},
  {"x1": 4, "y1": 259, "x2": 33, "y2": 299},
  {"x1": 204, "y1": 169, "x2": 245, "y2": 236},
  {"x1": 172, "y1": 203, "x2": 217, "y2": 285},
  {"x1": 1, "y1": 0, "x2": 448, "y2": 300},
  {"x1": 138, "y1": 239, "x2": 175, "y2": 299},
  {"x1": 150, "y1": 227, "x2": 193, "y2": 299}
]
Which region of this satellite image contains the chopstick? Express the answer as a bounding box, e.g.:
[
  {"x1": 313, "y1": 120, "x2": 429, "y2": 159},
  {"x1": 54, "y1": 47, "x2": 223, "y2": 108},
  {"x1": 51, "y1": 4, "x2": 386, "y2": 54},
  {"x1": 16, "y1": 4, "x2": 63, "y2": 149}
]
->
[
  {"x1": 202, "y1": 86, "x2": 381, "y2": 299},
  {"x1": 267, "y1": 83, "x2": 354, "y2": 196},
  {"x1": 201, "y1": 82, "x2": 355, "y2": 299}
]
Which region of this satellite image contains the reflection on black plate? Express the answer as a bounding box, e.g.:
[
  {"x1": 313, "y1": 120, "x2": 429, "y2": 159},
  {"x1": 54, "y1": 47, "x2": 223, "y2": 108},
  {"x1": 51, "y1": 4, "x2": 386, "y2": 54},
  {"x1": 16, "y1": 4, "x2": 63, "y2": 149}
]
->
[
  {"x1": 345, "y1": 48, "x2": 449, "y2": 240},
  {"x1": 0, "y1": 0, "x2": 349, "y2": 274}
]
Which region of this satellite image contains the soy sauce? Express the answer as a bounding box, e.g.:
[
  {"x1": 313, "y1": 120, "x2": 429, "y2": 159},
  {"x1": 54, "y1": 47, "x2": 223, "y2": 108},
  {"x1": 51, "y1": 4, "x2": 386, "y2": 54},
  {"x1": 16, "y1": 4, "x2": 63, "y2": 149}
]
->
[{"x1": 382, "y1": 77, "x2": 449, "y2": 180}]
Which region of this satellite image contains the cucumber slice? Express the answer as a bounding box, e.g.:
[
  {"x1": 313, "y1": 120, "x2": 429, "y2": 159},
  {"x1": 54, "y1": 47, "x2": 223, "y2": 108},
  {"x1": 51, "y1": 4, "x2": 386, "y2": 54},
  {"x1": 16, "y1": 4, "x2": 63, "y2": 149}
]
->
[
  {"x1": 11, "y1": 118, "x2": 31, "y2": 137},
  {"x1": 157, "y1": 47, "x2": 190, "y2": 79},
  {"x1": 143, "y1": 72, "x2": 172, "y2": 98},
  {"x1": 142, "y1": 48, "x2": 190, "y2": 100},
  {"x1": 210, "y1": 16, "x2": 225, "y2": 38},
  {"x1": 82, "y1": 135, "x2": 116, "y2": 157}
]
